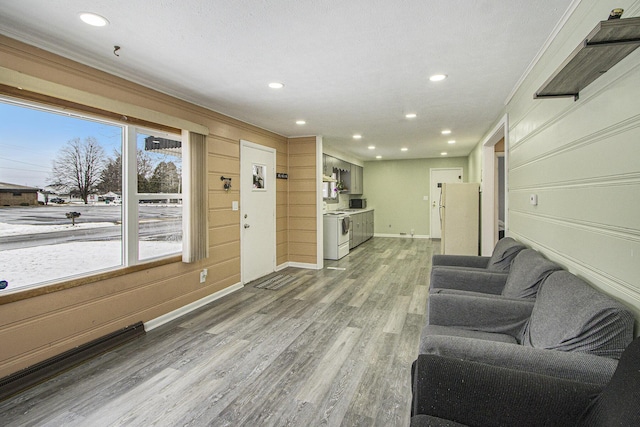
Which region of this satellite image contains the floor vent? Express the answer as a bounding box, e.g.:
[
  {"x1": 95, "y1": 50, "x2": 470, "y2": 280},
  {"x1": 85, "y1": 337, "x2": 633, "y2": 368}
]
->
[{"x1": 0, "y1": 321, "x2": 145, "y2": 402}]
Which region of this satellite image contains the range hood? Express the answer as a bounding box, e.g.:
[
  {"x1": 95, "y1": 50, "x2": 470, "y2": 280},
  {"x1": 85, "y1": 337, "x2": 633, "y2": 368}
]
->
[{"x1": 322, "y1": 175, "x2": 337, "y2": 182}]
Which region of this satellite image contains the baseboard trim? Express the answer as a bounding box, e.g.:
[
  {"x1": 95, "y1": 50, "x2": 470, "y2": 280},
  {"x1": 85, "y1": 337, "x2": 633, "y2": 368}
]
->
[
  {"x1": 0, "y1": 321, "x2": 145, "y2": 402},
  {"x1": 288, "y1": 261, "x2": 321, "y2": 270},
  {"x1": 374, "y1": 233, "x2": 431, "y2": 239},
  {"x1": 144, "y1": 282, "x2": 244, "y2": 332}
]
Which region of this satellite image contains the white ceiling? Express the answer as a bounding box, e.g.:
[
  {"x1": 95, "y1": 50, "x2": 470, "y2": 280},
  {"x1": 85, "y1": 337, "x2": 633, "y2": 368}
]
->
[{"x1": 0, "y1": 0, "x2": 574, "y2": 160}]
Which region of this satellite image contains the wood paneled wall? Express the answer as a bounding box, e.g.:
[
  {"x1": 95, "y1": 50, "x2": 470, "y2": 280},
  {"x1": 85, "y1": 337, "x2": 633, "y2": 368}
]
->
[
  {"x1": 287, "y1": 137, "x2": 318, "y2": 265},
  {"x1": 504, "y1": 1, "x2": 640, "y2": 324},
  {"x1": 0, "y1": 35, "x2": 300, "y2": 378}
]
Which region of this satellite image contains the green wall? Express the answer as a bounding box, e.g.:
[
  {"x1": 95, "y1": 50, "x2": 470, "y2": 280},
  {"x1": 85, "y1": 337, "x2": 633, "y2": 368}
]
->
[{"x1": 364, "y1": 157, "x2": 467, "y2": 236}]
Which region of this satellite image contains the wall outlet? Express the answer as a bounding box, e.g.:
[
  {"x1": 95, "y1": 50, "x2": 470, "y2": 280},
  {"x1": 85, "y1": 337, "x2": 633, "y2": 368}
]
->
[
  {"x1": 410, "y1": 228, "x2": 415, "y2": 236},
  {"x1": 200, "y1": 269, "x2": 208, "y2": 283}
]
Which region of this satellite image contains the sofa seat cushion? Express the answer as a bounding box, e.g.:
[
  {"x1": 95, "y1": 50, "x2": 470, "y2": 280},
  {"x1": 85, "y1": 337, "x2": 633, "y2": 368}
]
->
[
  {"x1": 423, "y1": 325, "x2": 517, "y2": 345},
  {"x1": 521, "y1": 271, "x2": 634, "y2": 359}
]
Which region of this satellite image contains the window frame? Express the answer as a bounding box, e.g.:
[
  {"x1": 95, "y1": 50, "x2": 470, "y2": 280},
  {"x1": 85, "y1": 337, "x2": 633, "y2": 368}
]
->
[{"x1": 0, "y1": 95, "x2": 185, "y2": 298}]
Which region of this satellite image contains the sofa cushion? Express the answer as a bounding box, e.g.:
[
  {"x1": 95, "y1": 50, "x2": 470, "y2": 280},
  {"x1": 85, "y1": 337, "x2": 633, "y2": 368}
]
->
[
  {"x1": 501, "y1": 249, "x2": 562, "y2": 299},
  {"x1": 521, "y1": 271, "x2": 634, "y2": 359},
  {"x1": 423, "y1": 325, "x2": 518, "y2": 345},
  {"x1": 486, "y1": 237, "x2": 526, "y2": 271}
]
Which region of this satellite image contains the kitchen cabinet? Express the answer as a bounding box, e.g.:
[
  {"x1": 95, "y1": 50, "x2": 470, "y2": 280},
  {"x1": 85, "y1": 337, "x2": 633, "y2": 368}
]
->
[
  {"x1": 348, "y1": 209, "x2": 374, "y2": 249},
  {"x1": 322, "y1": 154, "x2": 363, "y2": 194},
  {"x1": 346, "y1": 165, "x2": 363, "y2": 195}
]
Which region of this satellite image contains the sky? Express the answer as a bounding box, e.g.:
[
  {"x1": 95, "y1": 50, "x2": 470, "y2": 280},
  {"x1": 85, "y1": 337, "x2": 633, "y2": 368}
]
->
[{"x1": 0, "y1": 100, "x2": 123, "y2": 188}]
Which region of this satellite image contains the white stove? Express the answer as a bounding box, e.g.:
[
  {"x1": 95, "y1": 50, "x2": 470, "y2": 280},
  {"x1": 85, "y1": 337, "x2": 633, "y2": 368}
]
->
[{"x1": 323, "y1": 212, "x2": 350, "y2": 260}]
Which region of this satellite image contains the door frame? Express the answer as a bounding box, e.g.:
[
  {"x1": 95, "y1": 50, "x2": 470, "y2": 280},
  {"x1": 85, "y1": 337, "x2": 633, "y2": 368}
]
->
[
  {"x1": 240, "y1": 139, "x2": 276, "y2": 284},
  {"x1": 480, "y1": 114, "x2": 509, "y2": 255},
  {"x1": 429, "y1": 167, "x2": 463, "y2": 238}
]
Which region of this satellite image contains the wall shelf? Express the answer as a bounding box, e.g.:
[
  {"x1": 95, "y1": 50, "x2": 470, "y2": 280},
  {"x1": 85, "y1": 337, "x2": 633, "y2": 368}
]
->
[{"x1": 534, "y1": 16, "x2": 640, "y2": 101}]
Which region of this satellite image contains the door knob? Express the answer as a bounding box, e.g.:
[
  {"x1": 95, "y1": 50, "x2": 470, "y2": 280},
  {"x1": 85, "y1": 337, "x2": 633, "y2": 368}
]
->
[{"x1": 244, "y1": 224, "x2": 250, "y2": 229}]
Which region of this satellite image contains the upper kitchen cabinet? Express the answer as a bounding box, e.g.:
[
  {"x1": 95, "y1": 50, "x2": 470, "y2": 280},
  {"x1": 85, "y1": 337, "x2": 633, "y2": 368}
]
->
[
  {"x1": 322, "y1": 154, "x2": 363, "y2": 194},
  {"x1": 346, "y1": 165, "x2": 363, "y2": 195}
]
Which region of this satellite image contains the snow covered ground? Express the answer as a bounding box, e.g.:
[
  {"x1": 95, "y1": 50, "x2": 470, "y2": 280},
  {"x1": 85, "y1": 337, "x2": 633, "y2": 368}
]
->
[{"x1": 0, "y1": 222, "x2": 181, "y2": 291}]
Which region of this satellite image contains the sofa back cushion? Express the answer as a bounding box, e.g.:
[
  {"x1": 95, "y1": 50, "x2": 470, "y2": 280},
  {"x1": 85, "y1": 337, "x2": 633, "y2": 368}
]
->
[
  {"x1": 486, "y1": 237, "x2": 526, "y2": 271},
  {"x1": 521, "y1": 271, "x2": 634, "y2": 359},
  {"x1": 501, "y1": 249, "x2": 562, "y2": 299},
  {"x1": 579, "y1": 336, "x2": 640, "y2": 426}
]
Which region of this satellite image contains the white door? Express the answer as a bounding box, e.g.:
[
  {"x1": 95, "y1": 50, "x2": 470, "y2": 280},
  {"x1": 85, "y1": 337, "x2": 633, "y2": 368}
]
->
[
  {"x1": 430, "y1": 168, "x2": 463, "y2": 238},
  {"x1": 241, "y1": 140, "x2": 276, "y2": 283}
]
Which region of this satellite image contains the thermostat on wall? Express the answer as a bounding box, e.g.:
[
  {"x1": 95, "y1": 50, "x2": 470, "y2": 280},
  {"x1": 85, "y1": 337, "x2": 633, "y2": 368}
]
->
[{"x1": 529, "y1": 194, "x2": 538, "y2": 206}]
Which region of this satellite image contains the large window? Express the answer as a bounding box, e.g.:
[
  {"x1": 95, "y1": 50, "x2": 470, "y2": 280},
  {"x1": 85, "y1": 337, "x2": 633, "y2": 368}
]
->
[{"x1": 0, "y1": 98, "x2": 182, "y2": 291}]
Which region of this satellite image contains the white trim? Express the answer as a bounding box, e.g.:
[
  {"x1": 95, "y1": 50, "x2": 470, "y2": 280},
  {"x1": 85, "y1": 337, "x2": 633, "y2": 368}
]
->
[
  {"x1": 480, "y1": 114, "x2": 508, "y2": 256},
  {"x1": 275, "y1": 262, "x2": 289, "y2": 271},
  {"x1": 289, "y1": 261, "x2": 321, "y2": 270},
  {"x1": 316, "y1": 136, "x2": 325, "y2": 269},
  {"x1": 144, "y1": 282, "x2": 243, "y2": 331},
  {"x1": 504, "y1": 0, "x2": 581, "y2": 105},
  {"x1": 375, "y1": 234, "x2": 430, "y2": 239}
]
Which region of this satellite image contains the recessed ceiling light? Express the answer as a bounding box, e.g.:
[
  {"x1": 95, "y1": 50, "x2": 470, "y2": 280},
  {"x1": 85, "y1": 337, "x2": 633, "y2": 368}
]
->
[
  {"x1": 376, "y1": 155, "x2": 382, "y2": 159},
  {"x1": 401, "y1": 147, "x2": 408, "y2": 152},
  {"x1": 405, "y1": 113, "x2": 417, "y2": 119},
  {"x1": 296, "y1": 120, "x2": 306, "y2": 125},
  {"x1": 268, "y1": 82, "x2": 284, "y2": 89},
  {"x1": 441, "y1": 130, "x2": 452, "y2": 135},
  {"x1": 79, "y1": 12, "x2": 109, "y2": 27},
  {"x1": 368, "y1": 146, "x2": 375, "y2": 150},
  {"x1": 441, "y1": 152, "x2": 448, "y2": 156},
  {"x1": 353, "y1": 134, "x2": 362, "y2": 140},
  {"x1": 429, "y1": 74, "x2": 447, "y2": 82},
  {"x1": 448, "y1": 140, "x2": 456, "y2": 144}
]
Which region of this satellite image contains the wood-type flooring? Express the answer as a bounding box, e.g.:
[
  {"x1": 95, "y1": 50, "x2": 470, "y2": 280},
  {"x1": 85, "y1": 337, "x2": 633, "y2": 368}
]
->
[{"x1": 0, "y1": 237, "x2": 436, "y2": 426}]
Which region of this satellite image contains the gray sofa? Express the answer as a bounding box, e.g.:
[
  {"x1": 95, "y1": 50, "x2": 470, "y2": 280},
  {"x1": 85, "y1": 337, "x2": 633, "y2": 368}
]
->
[
  {"x1": 431, "y1": 236, "x2": 526, "y2": 272},
  {"x1": 411, "y1": 335, "x2": 640, "y2": 426},
  {"x1": 430, "y1": 248, "x2": 562, "y2": 299},
  {"x1": 420, "y1": 271, "x2": 635, "y2": 385}
]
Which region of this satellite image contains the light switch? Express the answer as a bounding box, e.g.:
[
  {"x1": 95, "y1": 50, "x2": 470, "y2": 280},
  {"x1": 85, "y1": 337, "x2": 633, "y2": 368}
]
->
[
  {"x1": 232, "y1": 201, "x2": 238, "y2": 211},
  {"x1": 529, "y1": 194, "x2": 538, "y2": 206},
  {"x1": 423, "y1": 195, "x2": 429, "y2": 201}
]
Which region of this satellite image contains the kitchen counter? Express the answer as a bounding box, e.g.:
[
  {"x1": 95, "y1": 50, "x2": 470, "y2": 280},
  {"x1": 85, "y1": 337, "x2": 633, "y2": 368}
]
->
[{"x1": 335, "y1": 207, "x2": 375, "y2": 214}]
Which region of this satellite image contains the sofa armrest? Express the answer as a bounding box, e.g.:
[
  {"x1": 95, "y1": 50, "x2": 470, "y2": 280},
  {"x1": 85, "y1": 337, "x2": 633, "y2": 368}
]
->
[
  {"x1": 432, "y1": 254, "x2": 489, "y2": 269},
  {"x1": 428, "y1": 293, "x2": 534, "y2": 337},
  {"x1": 420, "y1": 335, "x2": 618, "y2": 385},
  {"x1": 411, "y1": 354, "x2": 602, "y2": 426},
  {"x1": 430, "y1": 267, "x2": 509, "y2": 294}
]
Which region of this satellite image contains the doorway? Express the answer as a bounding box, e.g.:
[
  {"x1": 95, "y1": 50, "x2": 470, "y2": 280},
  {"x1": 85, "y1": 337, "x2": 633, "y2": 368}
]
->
[
  {"x1": 240, "y1": 140, "x2": 276, "y2": 284},
  {"x1": 429, "y1": 168, "x2": 463, "y2": 239},
  {"x1": 480, "y1": 114, "x2": 508, "y2": 255}
]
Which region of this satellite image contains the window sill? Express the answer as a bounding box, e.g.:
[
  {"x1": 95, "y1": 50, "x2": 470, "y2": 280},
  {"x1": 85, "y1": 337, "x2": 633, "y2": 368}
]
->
[{"x1": 0, "y1": 255, "x2": 182, "y2": 305}]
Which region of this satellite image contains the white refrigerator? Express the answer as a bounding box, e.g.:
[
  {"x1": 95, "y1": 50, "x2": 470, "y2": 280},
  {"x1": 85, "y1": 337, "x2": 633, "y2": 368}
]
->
[{"x1": 440, "y1": 183, "x2": 480, "y2": 255}]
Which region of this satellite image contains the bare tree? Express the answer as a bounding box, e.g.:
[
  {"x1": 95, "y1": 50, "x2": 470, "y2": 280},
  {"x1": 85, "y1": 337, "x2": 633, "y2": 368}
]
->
[
  {"x1": 98, "y1": 148, "x2": 155, "y2": 194},
  {"x1": 50, "y1": 137, "x2": 106, "y2": 204}
]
